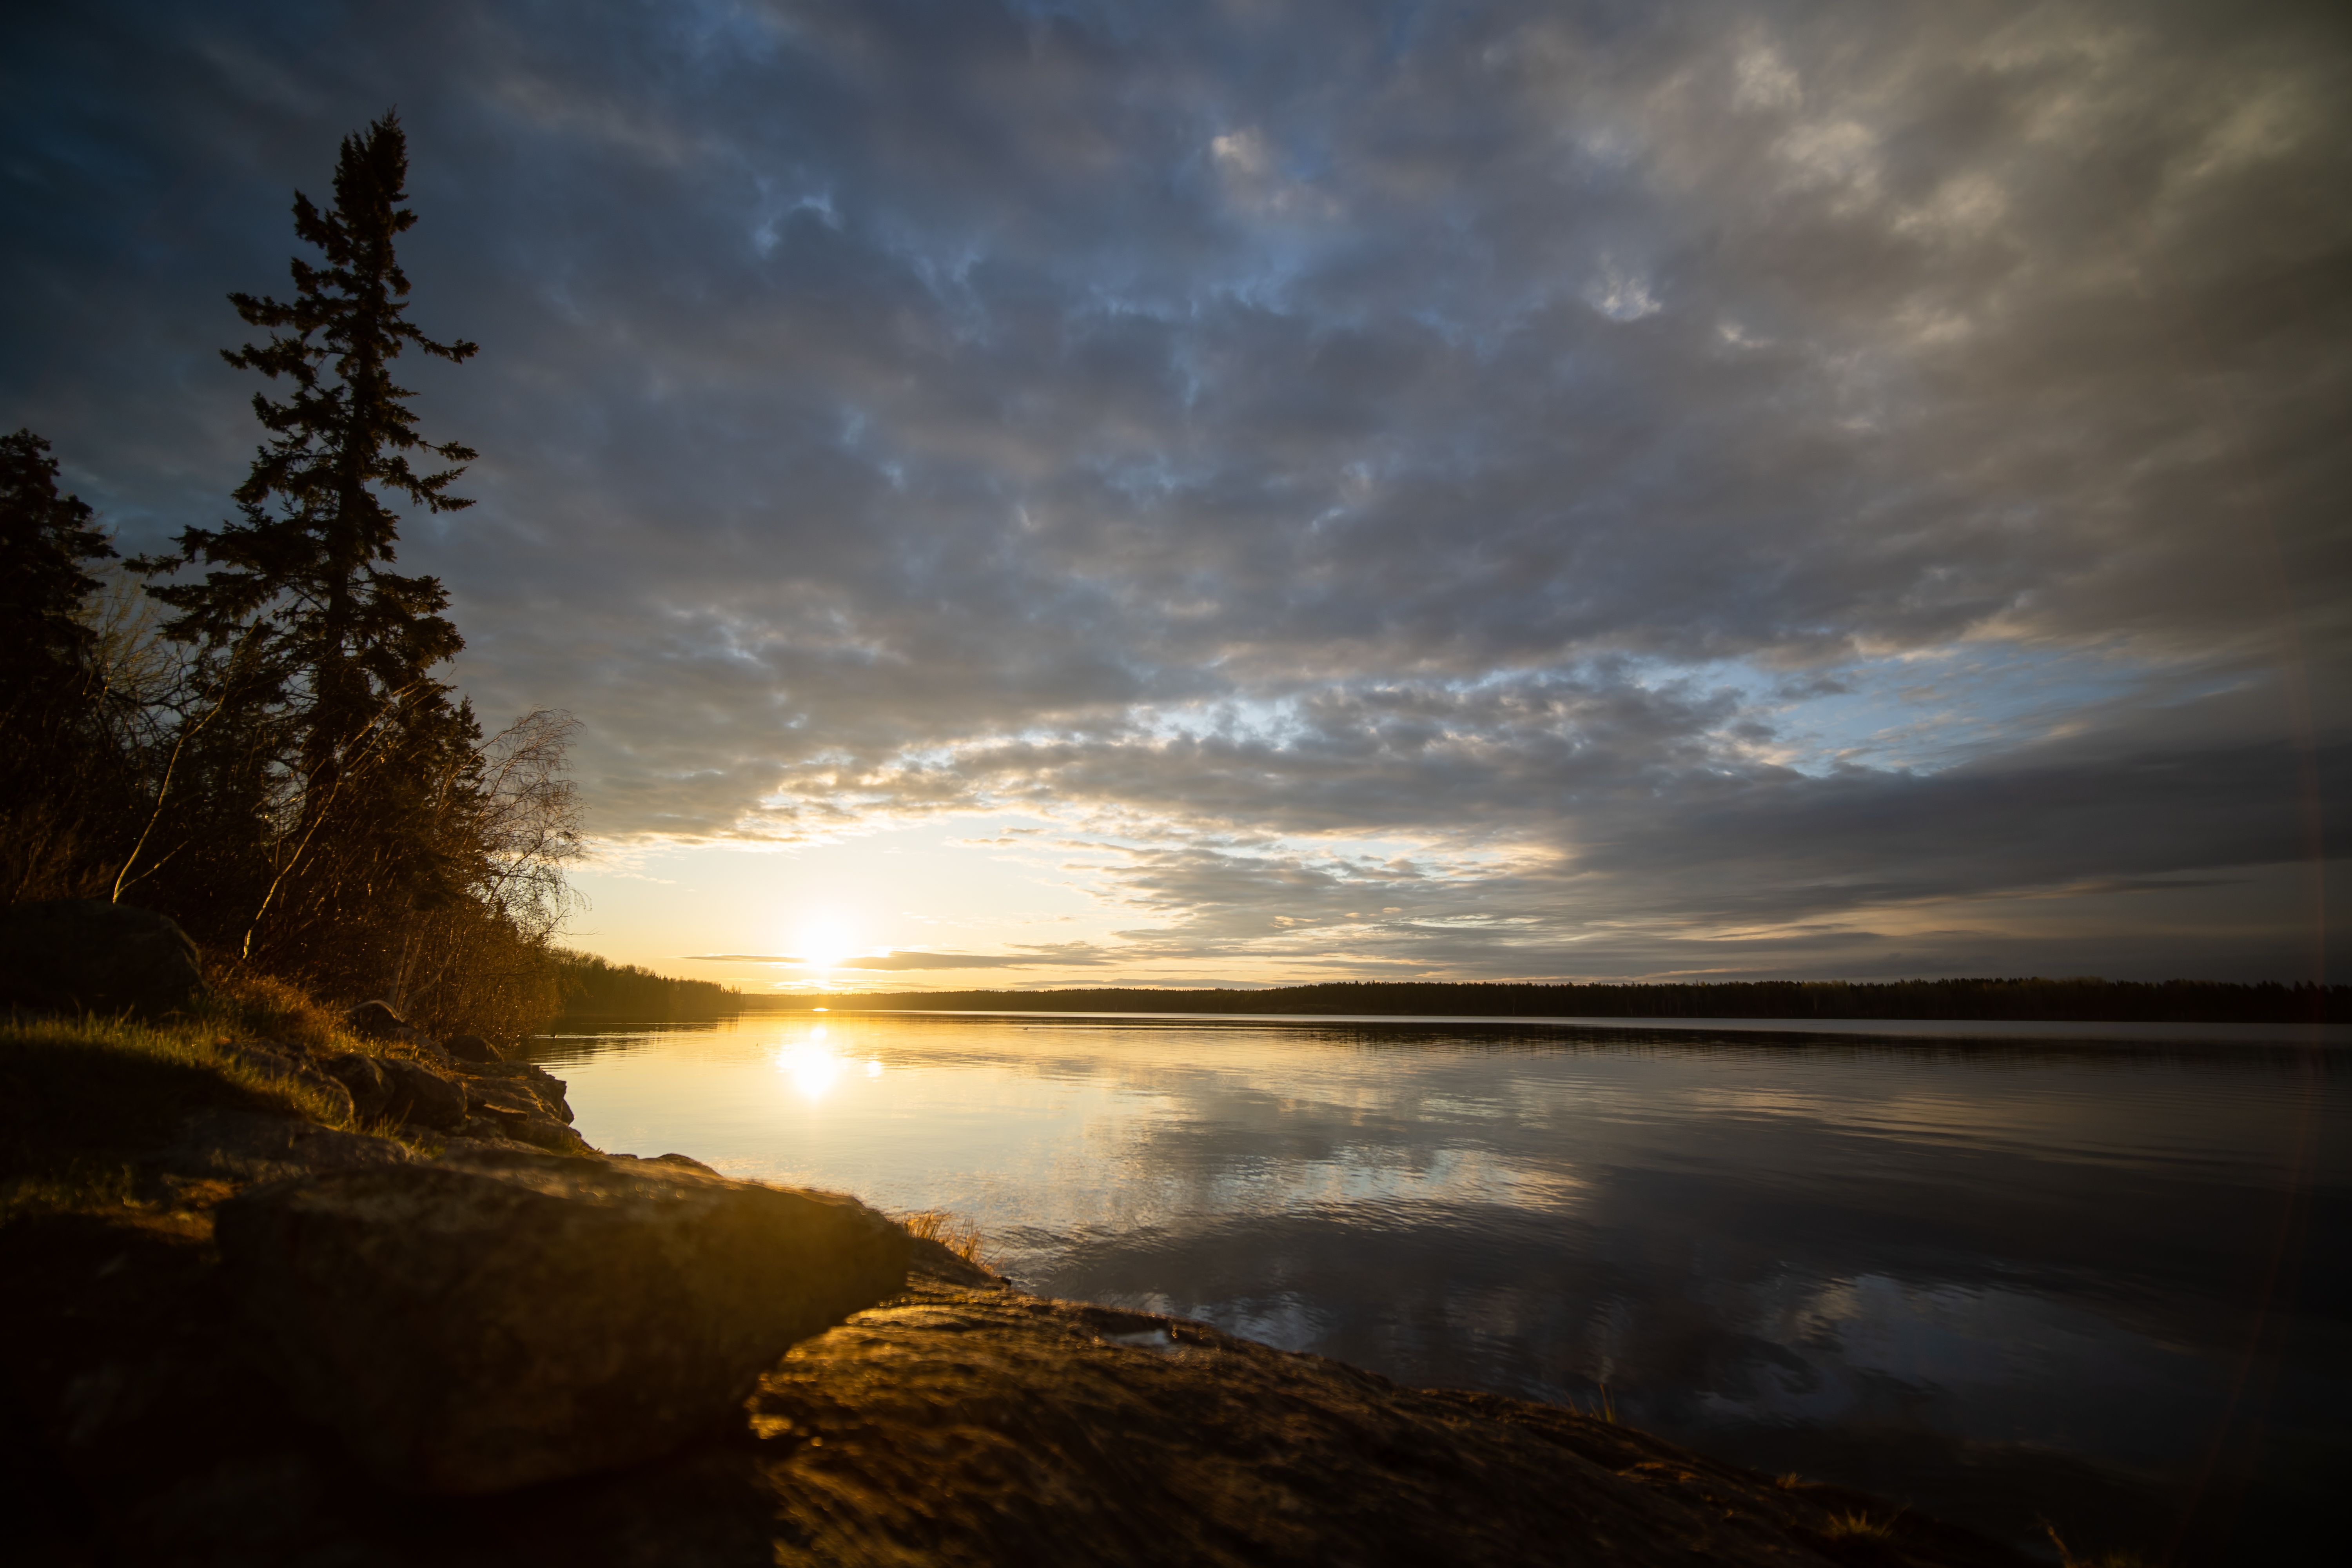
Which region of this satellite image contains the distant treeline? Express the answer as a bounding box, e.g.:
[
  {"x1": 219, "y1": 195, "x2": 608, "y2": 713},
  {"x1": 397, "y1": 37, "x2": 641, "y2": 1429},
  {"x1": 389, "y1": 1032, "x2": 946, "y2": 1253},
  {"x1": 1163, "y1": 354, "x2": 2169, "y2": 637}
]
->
[
  {"x1": 743, "y1": 978, "x2": 2349, "y2": 1025},
  {"x1": 554, "y1": 950, "x2": 739, "y2": 1020}
]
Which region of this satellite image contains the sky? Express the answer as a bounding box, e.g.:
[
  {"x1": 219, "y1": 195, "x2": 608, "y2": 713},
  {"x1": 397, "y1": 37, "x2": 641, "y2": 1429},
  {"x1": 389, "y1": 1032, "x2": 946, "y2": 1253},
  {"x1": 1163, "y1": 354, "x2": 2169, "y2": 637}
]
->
[{"x1": 4, "y1": 0, "x2": 2347, "y2": 990}]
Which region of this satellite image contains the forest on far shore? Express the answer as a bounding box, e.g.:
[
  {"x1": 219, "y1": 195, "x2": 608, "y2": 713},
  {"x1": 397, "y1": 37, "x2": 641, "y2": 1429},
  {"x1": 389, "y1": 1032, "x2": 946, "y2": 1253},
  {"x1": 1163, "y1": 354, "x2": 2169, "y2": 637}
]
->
[{"x1": 650, "y1": 976, "x2": 2350, "y2": 1025}]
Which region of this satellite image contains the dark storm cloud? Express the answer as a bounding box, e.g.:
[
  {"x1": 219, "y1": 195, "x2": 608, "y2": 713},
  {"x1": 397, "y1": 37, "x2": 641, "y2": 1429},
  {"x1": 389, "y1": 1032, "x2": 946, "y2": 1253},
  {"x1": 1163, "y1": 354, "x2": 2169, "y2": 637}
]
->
[{"x1": 4, "y1": 0, "x2": 2347, "y2": 978}]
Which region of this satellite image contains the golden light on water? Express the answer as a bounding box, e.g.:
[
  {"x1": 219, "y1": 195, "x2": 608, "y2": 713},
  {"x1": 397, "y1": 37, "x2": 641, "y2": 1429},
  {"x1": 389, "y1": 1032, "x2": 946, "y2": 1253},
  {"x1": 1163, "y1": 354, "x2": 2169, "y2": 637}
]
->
[
  {"x1": 766, "y1": 1023, "x2": 887, "y2": 1101},
  {"x1": 777, "y1": 1029, "x2": 843, "y2": 1100}
]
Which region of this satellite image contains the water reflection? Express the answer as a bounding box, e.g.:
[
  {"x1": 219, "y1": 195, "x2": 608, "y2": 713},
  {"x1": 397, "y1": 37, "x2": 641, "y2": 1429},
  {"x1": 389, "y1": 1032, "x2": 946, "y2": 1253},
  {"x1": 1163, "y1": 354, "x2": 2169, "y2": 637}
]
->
[
  {"x1": 774, "y1": 1040, "x2": 842, "y2": 1100},
  {"x1": 529, "y1": 1014, "x2": 2347, "y2": 1563}
]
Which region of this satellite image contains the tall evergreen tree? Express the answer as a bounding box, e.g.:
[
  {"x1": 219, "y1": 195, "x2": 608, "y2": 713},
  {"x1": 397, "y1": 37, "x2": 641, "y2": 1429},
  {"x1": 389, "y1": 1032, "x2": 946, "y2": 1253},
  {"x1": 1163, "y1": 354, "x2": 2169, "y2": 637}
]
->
[
  {"x1": 0, "y1": 429, "x2": 125, "y2": 899},
  {"x1": 0, "y1": 428, "x2": 113, "y2": 700},
  {"x1": 140, "y1": 112, "x2": 484, "y2": 976},
  {"x1": 145, "y1": 110, "x2": 476, "y2": 768}
]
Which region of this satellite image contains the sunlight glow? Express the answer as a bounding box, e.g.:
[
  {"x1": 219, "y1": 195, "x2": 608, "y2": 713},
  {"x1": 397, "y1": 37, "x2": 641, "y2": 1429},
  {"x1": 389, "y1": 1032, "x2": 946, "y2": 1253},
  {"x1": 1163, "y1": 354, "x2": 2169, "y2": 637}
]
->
[
  {"x1": 795, "y1": 913, "x2": 861, "y2": 970},
  {"x1": 776, "y1": 1037, "x2": 843, "y2": 1100}
]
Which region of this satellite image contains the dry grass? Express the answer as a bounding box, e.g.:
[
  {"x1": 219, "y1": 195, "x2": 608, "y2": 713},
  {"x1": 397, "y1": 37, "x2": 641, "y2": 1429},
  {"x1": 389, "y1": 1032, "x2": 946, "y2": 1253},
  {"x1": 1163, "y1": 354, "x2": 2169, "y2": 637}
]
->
[
  {"x1": 0, "y1": 1010, "x2": 359, "y2": 1221},
  {"x1": 196, "y1": 962, "x2": 367, "y2": 1056},
  {"x1": 1820, "y1": 1506, "x2": 1906, "y2": 1540},
  {"x1": 901, "y1": 1208, "x2": 989, "y2": 1264}
]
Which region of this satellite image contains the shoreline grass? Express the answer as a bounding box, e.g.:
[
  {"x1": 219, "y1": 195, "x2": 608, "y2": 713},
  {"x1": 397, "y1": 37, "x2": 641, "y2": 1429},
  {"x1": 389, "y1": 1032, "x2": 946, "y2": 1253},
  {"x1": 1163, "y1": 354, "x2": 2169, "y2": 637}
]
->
[
  {"x1": 899, "y1": 1207, "x2": 990, "y2": 1266},
  {"x1": 0, "y1": 1005, "x2": 361, "y2": 1221}
]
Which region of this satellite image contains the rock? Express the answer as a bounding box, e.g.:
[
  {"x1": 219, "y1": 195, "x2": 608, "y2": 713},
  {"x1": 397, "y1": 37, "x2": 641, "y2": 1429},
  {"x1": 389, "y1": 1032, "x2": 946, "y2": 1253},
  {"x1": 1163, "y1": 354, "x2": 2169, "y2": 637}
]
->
[
  {"x1": 343, "y1": 998, "x2": 455, "y2": 1060},
  {"x1": 457, "y1": 1059, "x2": 574, "y2": 1123},
  {"x1": 0, "y1": 899, "x2": 204, "y2": 1016},
  {"x1": 445, "y1": 1118, "x2": 542, "y2": 1152},
  {"x1": 321, "y1": 1052, "x2": 391, "y2": 1120},
  {"x1": 505, "y1": 1115, "x2": 589, "y2": 1153},
  {"x1": 214, "y1": 1151, "x2": 913, "y2": 1494},
  {"x1": 3, "y1": 1214, "x2": 2032, "y2": 1568},
  {"x1": 227, "y1": 1044, "x2": 356, "y2": 1124},
  {"x1": 325, "y1": 1048, "x2": 393, "y2": 1123},
  {"x1": 377, "y1": 1057, "x2": 468, "y2": 1130},
  {"x1": 342, "y1": 998, "x2": 410, "y2": 1040},
  {"x1": 458, "y1": 1078, "x2": 585, "y2": 1151},
  {"x1": 461, "y1": 1082, "x2": 592, "y2": 1152},
  {"x1": 443, "y1": 1033, "x2": 502, "y2": 1062},
  {"x1": 155, "y1": 1109, "x2": 411, "y2": 1185},
  {"x1": 721, "y1": 1283, "x2": 2040, "y2": 1568}
]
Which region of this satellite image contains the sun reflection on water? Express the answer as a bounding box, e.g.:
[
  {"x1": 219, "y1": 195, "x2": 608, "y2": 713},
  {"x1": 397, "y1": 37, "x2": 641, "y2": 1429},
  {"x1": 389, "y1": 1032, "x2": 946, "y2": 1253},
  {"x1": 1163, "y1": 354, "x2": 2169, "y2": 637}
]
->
[{"x1": 775, "y1": 1035, "x2": 844, "y2": 1100}]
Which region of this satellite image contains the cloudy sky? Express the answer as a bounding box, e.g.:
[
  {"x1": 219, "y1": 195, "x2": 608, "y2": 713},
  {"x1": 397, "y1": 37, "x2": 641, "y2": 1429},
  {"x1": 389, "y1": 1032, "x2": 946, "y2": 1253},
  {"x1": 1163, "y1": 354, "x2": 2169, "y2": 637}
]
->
[{"x1": 6, "y1": 0, "x2": 2347, "y2": 989}]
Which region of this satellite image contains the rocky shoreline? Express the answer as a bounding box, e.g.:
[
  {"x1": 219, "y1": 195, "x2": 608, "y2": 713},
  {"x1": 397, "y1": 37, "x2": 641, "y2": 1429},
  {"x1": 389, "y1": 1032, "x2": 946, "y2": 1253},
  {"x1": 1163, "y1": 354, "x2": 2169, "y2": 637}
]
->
[{"x1": 3, "y1": 987, "x2": 2040, "y2": 1566}]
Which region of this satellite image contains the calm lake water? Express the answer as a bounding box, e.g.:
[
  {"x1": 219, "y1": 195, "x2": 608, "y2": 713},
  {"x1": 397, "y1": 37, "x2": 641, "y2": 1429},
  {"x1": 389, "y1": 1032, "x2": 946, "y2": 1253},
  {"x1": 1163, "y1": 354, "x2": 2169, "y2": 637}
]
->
[{"x1": 527, "y1": 1012, "x2": 2348, "y2": 1563}]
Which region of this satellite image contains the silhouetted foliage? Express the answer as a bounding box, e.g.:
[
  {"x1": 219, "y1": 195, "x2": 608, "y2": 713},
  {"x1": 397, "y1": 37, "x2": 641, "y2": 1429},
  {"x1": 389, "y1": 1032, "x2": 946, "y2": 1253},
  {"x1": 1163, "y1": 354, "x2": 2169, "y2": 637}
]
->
[
  {"x1": 757, "y1": 978, "x2": 2349, "y2": 1026},
  {"x1": 143, "y1": 109, "x2": 475, "y2": 780},
  {"x1": 0, "y1": 431, "x2": 138, "y2": 900},
  {"x1": 0, "y1": 118, "x2": 580, "y2": 1039},
  {"x1": 0, "y1": 430, "x2": 113, "y2": 678},
  {"x1": 120, "y1": 113, "x2": 575, "y2": 1018}
]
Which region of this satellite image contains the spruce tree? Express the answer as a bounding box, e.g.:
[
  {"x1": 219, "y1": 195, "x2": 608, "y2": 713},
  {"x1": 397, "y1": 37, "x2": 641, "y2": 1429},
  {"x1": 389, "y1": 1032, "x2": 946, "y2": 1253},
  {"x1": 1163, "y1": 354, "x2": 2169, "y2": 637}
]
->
[
  {"x1": 0, "y1": 429, "x2": 114, "y2": 702},
  {"x1": 146, "y1": 111, "x2": 476, "y2": 766},
  {"x1": 141, "y1": 113, "x2": 483, "y2": 976},
  {"x1": 0, "y1": 429, "x2": 125, "y2": 898}
]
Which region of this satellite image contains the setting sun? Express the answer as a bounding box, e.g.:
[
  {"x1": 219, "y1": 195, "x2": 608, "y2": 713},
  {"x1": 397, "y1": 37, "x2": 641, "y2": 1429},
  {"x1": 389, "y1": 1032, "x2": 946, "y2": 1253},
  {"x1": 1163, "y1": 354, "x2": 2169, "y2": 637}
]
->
[{"x1": 793, "y1": 915, "x2": 861, "y2": 971}]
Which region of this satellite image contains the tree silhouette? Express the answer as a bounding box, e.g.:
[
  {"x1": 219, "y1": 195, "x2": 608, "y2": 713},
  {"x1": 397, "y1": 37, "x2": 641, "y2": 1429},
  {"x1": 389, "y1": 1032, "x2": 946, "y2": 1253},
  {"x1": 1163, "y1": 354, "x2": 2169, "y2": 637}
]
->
[
  {"x1": 0, "y1": 429, "x2": 126, "y2": 899},
  {"x1": 140, "y1": 112, "x2": 486, "y2": 977},
  {"x1": 145, "y1": 110, "x2": 476, "y2": 773},
  {"x1": 0, "y1": 428, "x2": 113, "y2": 703}
]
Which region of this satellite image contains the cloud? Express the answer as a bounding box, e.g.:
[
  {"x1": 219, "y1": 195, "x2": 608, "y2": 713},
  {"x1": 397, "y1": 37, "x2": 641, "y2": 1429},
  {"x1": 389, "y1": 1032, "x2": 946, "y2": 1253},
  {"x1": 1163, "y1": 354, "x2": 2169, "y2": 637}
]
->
[{"x1": 5, "y1": 0, "x2": 2346, "y2": 980}]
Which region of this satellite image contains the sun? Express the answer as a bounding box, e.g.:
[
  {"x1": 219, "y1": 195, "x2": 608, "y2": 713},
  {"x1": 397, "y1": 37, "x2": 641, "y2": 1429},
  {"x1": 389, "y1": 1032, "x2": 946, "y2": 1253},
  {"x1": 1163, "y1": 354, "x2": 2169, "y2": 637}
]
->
[{"x1": 795, "y1": 914, "x2": 859, "y2": 971}]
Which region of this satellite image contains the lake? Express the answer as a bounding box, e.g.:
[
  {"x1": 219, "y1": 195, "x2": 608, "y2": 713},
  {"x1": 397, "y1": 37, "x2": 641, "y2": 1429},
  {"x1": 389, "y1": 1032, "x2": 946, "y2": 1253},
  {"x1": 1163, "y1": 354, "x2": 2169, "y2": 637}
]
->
[{"x1": 526, "y1": 1011, "x2": 2348, "y2": 1563}]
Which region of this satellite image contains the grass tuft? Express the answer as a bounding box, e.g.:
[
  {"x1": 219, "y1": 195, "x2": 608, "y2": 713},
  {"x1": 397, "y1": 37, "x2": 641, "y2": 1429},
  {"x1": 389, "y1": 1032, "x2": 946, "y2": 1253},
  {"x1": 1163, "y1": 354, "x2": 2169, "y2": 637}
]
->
[
  {"x1": 2044, "y1": 1521, "x2": 2152, "y2": 1567},
  {"x1": 900, "y1": 1208, "x2": 989, "y2": 1264},
  {"x1": 196, "y1": 962, "x2": 366, "y2": 1056},
  {"x1": 1821, "y1": 1506, "x2": 1906, "y2": 1540}
]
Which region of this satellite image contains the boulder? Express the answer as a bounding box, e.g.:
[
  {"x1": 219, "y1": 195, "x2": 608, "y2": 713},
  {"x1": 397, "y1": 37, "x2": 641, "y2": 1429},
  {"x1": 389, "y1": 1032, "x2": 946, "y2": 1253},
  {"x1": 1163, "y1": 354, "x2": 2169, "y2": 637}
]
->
[
  {"x1": 0, "y1": 899, "x2": 203, "y2": 1016},
  {"x1": 342, "y1": 999, "x2": 455, "y2": 1061},
  {"x1": 461, "y1": 1080, "x2": 591, "y2": 1152},
  {"x1": 377, "y1": 1058, "x2": 468, "y2": 1130},
  {"x1": 321, "y1": 1053, "x2": 392, "y2": 1120},
  {"x1": 156, "y1": 1109, "x2": 411, "y2": 1185},
  {"x1": 227, "y1": 1045, "x2": 356, "y2": 1124},
  {"x1": 443, "y1": 1033, "x2": 501, "y2": 1062},
  {"x1": 458, "y1": 1059, "x2": 574, "y2": 1123},
  {"x1": 214, "y1": 1152, "x2": 911, "y2": 1494},
  {"x1": 503, "y1": 1115, "x2": 592, "y2": 1154},
  {"x1": 342, "y1": 999, "x2": 408, "y2": 1040}
]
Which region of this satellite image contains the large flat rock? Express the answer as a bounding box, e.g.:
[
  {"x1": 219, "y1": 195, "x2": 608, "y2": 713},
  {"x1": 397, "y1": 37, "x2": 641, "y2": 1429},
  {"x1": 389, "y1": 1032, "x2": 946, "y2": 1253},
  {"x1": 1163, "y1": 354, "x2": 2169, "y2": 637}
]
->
[
  {"x1": 0, "y1": 1219, "x2": 2039, "y2": 1567},
  {"x1": 724, "y1": 1280, "x2": 2034, "y2": 1568},
  {"x1": 214, "y1": 1150, "x2": 910, "y2": 1493}
]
